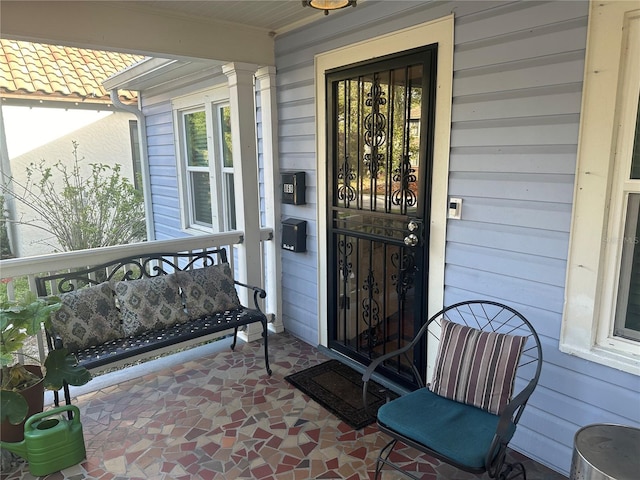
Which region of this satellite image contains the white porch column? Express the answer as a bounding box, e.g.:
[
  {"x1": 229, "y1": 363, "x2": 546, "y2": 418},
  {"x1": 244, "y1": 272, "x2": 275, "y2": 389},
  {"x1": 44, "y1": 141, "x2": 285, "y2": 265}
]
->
[
  {"x1": 256, "y1": 66, "x2": 284, "y2": 334},
  {"x1": 222, "y1": 62, "x2": 264, "y2": 342},
  {"x1": 0, "y1": 105, "x2": 19, "y2": 257}
]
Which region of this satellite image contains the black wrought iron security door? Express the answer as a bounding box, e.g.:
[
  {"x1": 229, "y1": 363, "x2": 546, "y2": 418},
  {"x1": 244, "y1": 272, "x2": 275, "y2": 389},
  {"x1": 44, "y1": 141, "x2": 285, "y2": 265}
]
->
[{"x1": 327, "y1": 46, "x2": 437, "y2": 388}]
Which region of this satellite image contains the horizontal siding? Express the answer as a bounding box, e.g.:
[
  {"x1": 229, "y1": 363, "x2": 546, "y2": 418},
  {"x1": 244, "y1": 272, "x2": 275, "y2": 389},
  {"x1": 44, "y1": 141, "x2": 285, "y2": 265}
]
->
[
  {"x1": 142, "y1": 100, "x2": 183, "y2": 239},
  {"x1": 514, "y1": 418, "x2": 574, "y2": 474},
  {"x1": 458, "y1": 197, "x2": 573, "y2": 232},
  {"x1": 449, "y1": 145, "x2": 578, "y2": 175},
  {"x1": 454, "y1": 53, "x2": 586, "y2": 96},
  {"x1": 453, "y1": 1, "x2": 589, "y2": 43},
  {"x1": 279, "y1": 98, "x2": 315, "y2": 121},
  {"x1": 279, "y1": 152, "x2": 317, "y2": 170},
  {"x1": 444, "y1": 265, "x2": 566, "y2": 314},
  {"x1": 446, "y1": 243, "x2": 568, "y2": 287},
  {"x1": 449, "y1": 171, "x2": 575, "y2": 203},
  {"x1": 275, "y1": 1, "x2": 639, "y2": 476},
  {"x1": 443, "y1": 0, "x2": 639, "y2": 473},
  {"x1": 451, "y1": 115, "x2": 581, "y2": 147},
  {"x1": 518, "y1": 402, "x2": 577, "y2": 452},
  {"x1": 453, "y1": 84, "x2": 583, "y2": 121},
  {"x1": 447, "y1": 221, "x2": 569, "y2": 259},
  {"x1": 454, "y1": 17, "x2": 588, "y2": 69},
  {"x1": 279, "y1": 116, "x2": 315, "y2": 137}
]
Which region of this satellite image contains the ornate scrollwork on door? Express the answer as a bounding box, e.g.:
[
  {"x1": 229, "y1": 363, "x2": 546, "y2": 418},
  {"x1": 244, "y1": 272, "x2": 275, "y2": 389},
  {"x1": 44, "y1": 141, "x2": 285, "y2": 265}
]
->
[
  {"x1": 363, "y1": 77, "x2": 387, "y2": 177},
  {"x1": 361, "y1": 267, "x2": 381, "y2": 350},
  {"x1": 390, "y1": 248, "x2": 417, "y2": 301},
  {"x1": 392, "y1": 154, "x2": 417, "y2": 212},
  {"x1": 361, "y1": 269, "x2": 381, "y2": 326},
  {"x1": 337, "y1": 156, "x2": 356, "y2": 206},
  {"x1": 337, "y1": 238, "x2": 353, "y2": 280}
]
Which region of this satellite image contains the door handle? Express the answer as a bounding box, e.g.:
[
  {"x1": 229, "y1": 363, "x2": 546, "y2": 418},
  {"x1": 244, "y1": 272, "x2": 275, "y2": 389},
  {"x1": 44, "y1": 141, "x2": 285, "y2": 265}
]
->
[{"x1": 404, "y1": 233, "x2": 419, "y2": 247}]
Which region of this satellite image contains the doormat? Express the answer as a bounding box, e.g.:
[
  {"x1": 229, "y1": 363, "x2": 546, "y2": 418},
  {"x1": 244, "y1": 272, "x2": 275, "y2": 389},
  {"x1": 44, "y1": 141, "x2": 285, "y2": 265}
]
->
[{"x1": 284, "y1": 359, "x2": 398, "y2": 430}]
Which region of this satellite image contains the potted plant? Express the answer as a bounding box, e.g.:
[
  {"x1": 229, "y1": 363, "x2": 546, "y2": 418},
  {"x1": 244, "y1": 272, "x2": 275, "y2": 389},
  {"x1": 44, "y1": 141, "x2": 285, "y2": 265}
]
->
[{"x1": 0, "y1": 292, "x2": 91, "y2": 440}]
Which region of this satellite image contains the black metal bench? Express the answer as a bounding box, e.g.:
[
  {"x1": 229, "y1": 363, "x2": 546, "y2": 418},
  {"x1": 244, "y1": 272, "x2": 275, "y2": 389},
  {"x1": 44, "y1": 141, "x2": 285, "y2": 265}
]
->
[{"x1": 35, "y1": 247, "x2": 272, "y2": 406}]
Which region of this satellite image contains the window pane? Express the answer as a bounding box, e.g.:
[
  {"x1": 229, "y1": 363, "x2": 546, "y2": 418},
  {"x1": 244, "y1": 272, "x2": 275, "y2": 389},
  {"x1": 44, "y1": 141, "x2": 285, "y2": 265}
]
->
[
  {"x1": 191, "y1": 171, "x2": 212, "y2": 226},
  {"x1": 129, "y1": 120, "x2": 142, "y2": 191},
  {"x1": 629, "y1": 94, "x2": 640, "y2": 178},
  {"x1": 615, "y1": 193, "x2": 640, "y2": 340},
  {"x1": 224, "y1": 172, "x2": 236, "y2": 230},
  {"x1": 185, "y1": 111, "x2": 208, "y2": 167},
  {"x1": 220, "y1": 106, "x2": 233, "y2": 168}
]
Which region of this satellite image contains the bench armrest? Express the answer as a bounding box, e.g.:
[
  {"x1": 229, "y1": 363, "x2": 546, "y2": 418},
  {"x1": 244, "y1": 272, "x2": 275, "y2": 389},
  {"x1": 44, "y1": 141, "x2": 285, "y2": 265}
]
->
[
  {"x1": 233, "y1": 280, "x2": 267, "y2": 312},
  {"x1": 52, "y1": 334, "x2": 65, "y2": 350}
]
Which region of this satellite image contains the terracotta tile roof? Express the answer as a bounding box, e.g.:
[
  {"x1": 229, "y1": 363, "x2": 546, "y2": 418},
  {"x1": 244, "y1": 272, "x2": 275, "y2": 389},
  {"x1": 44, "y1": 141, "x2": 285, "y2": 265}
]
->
[{"x1": 0, "y1": 39, "x2": 145, "y2": 105}]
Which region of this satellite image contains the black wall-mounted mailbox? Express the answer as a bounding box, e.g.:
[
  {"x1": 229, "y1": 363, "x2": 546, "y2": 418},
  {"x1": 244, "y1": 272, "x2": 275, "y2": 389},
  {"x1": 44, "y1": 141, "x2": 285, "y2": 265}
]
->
[
  {"x1": 282, "y1": 172, "x2": 305, "y2": 205},
  {"x1": 282, "y1": 218, "x2": 307, "y2": 252}
]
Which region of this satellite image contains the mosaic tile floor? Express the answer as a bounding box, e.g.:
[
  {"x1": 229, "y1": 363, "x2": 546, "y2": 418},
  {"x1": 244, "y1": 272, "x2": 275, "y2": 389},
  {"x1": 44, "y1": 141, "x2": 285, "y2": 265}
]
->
[{"x1": 0, "y1": 332, "x2": 567, "y2": 479}]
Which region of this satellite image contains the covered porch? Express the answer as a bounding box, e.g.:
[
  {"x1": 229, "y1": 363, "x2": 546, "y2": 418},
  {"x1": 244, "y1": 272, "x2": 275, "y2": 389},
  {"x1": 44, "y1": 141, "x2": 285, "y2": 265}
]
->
[
  {"x1": 1, "y1": 332, "x2": 565, "y2": 480},
  {"x1": 3, "y1": 1, "x2": 640, "y2": 477}
]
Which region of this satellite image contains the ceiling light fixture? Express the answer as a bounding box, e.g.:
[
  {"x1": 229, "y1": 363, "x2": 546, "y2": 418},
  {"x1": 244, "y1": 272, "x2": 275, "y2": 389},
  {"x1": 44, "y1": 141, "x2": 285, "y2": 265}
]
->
[{"x1": 302, "y1": 0, "x2": 357, "y2": 16}]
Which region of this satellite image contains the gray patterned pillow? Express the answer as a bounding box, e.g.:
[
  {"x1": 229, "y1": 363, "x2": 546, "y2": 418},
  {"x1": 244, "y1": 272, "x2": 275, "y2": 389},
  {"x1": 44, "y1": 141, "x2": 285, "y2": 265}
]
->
[
  {"x1": 175, "y1": 263, "x2": 241, "y2": 320},
  {"x1": 51, "y1": 282, "x2": 123, "y2": 352},
  {"x1": 115, "y1": 274, "x2": 189, "y2": 337}
]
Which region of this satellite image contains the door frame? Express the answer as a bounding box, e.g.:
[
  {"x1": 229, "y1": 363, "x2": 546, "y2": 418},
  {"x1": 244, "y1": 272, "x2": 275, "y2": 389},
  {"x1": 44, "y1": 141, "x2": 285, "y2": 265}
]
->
[{"x1": 315, "y1": 14, "x2": 454, "y2": 376}]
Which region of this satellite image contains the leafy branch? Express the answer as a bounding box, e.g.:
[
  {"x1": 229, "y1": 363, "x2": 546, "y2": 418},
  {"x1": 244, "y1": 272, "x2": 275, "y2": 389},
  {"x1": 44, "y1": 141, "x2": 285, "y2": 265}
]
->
[{"x1": 0, "y1": 141, "x2": 146, "y2": 252}]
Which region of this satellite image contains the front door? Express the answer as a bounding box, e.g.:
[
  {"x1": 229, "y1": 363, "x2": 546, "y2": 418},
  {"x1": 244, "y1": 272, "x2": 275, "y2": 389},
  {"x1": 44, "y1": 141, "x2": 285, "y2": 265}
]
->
[{"x1": 327, "y1": 46, "x2": 437, "y2": 388}]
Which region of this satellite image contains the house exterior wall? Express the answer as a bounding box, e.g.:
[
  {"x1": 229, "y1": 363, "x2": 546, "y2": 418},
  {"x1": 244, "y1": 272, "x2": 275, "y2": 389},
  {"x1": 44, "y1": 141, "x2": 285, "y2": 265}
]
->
[
  {"x1": 274, "y1": 0, "x2": 640, "y2": 476},
  {"x1": 6, "y1": 110, "x2": 137, "y2": 257},
  {"x1": 140, "y1": 72, "x2": 266, "y2": 243},
  {"x1": 141, "y1": 100, "x2": 186, "y2": 240}
]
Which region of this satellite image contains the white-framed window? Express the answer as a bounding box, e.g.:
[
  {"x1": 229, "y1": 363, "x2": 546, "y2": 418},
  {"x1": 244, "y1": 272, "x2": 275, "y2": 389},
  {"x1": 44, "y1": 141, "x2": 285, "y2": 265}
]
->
[
  {"x1": 562, "y1": 2, "x2": 640, "y2": 375},
  {"x1": 218, "y1": 104, "x2": 236, "y2": 230},
  {"x1": 173, "y1": 87, "x2": 235, "y2": 232},
  {"x1": 182, "y1": 108, "x2": 212, "y2": 227}
]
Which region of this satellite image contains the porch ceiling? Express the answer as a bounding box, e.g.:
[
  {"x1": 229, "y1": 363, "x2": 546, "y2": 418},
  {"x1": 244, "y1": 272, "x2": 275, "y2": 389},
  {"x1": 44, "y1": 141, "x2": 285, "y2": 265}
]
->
[
  {"x1": 0, "y1": 1, "x2": 341, "y2": 66},
  {"x1": 116, "y1": 0, "x2": 325, "y2": 33}
]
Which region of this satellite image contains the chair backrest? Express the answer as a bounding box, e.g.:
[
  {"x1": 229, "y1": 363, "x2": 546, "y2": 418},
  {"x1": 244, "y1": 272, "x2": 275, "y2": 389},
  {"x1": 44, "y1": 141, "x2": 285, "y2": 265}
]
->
[{"x1": 424, "y1": 300, "x2": 542, "y2": 422}]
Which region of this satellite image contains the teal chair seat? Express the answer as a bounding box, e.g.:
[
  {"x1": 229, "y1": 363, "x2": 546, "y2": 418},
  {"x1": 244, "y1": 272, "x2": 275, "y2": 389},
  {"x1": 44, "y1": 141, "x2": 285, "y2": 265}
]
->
[{"x1": 377, "y1": 387, "x2": 515, "y2": 469}]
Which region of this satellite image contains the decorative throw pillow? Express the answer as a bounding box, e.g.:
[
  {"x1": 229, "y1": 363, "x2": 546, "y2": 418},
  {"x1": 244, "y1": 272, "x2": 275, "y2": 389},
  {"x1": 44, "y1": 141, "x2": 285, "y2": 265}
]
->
[
  {"x1": 51, "y1": 282, "x2": 123, "y2": 352},
  {"x1": 115, "y1": 274, "x2": 188, "y2": 337},
  {"x1": 175, "y1": 263, "x2": 241, "y2": 320},
  {"x1": 429, "y1": 319, "x2": 527, "y2": 415}
]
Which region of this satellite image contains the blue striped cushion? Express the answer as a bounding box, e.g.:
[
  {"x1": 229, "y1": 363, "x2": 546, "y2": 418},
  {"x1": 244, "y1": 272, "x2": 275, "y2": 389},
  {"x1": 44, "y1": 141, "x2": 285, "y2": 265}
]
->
[{"x1": 430, "y1": 319, "x2": 526, "y2": 414}]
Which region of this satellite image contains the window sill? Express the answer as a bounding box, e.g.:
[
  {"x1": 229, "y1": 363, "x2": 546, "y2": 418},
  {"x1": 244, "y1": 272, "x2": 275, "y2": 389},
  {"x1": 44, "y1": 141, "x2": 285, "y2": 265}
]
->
[
  {"x1": 183, "y1": 226, "x2": 214, "y2": 236},
  {"x1": 559, "y1": 341, "x2": 640, "y2": 376}
]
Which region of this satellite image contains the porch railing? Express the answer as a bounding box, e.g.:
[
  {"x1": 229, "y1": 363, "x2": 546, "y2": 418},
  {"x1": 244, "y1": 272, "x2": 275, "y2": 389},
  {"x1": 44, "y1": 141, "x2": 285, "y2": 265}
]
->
[{"x1": 0, "y1": 229, "x2": 275, "y2": 364}]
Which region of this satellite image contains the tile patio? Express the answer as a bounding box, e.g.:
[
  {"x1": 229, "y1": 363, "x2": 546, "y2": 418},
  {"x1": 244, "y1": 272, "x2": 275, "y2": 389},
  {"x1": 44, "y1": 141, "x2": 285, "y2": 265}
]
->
[{"x1": 0, "y1": 332, "x2": 567, "y2": 480}]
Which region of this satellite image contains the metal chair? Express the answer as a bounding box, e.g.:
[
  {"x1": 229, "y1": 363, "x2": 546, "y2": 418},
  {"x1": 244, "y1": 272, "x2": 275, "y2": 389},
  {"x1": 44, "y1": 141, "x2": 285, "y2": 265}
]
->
[{"x1": 363, "y1": 300, "x2": 542, "y2": 480}]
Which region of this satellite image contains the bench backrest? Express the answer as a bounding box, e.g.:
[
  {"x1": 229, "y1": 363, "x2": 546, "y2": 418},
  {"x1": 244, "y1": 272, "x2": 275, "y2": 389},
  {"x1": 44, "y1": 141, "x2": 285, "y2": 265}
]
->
[{"x1": 35, "y1": 247, "x2": 229, "y2": 296}]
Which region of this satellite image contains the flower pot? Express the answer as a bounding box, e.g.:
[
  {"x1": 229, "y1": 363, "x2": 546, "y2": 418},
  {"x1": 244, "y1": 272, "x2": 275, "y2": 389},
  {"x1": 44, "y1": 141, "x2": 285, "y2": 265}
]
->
[{"x1": 0, "y1": 365, "x2": 44, "y2": 443}]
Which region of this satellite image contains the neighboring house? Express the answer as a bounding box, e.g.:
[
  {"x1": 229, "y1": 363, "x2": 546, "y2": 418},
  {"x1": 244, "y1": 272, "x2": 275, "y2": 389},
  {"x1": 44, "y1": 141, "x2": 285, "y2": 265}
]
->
[
  {"x1": 2, "y1": 1, "x2": 639, "y2": 476},
  {"x1": 6, "y1": 112, "x2": 139, "y2": 256},
  {"x1": 0, "y1": 39, "x2": 144, "y2": 256}
]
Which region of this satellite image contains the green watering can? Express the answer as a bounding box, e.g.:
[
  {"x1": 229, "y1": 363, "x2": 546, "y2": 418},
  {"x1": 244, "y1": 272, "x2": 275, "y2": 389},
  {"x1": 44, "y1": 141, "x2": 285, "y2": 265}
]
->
[{"x1": 0, "y1": 405, "x2": 86, "y2": 476}]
